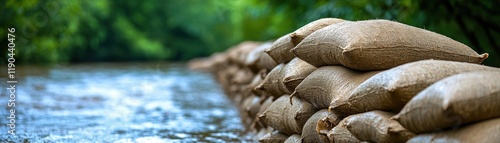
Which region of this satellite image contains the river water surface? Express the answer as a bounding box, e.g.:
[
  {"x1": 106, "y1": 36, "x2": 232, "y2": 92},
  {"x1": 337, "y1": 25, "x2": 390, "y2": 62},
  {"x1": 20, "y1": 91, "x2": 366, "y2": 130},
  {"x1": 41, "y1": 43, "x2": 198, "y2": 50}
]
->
[{"x1": 0, "y1": 62, "x2": 255, "y2": 142}]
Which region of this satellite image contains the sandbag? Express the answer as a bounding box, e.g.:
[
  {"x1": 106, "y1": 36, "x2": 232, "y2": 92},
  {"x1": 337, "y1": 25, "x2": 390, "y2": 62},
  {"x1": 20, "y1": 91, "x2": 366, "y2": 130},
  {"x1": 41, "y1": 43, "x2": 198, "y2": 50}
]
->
[
  {"x1": 259, "y1": 95, "x2": 318, "y2": 135},
  {"x1": 266, "y1": 18, "x2": 345, "y2": 63},
  {"x1": 227, "y1": 41, "x2": 262, "y2": 65},
  {"x1": 266, "y1": 34, "x2": 295, "y2": 64},
  {"x1": 253, "y1": 96, "x2": 275, "y2": 129},
  {"x1": 259, "y1": 130, "x2": 289, "y2": 143},
  {"x1": 245, "y1": 95, "x2": 262, "y2": 120},
  {"x1": 302, "y1": 109, "x2": 329, "y2": 143},
  {"x1": 282, "y1": 58, "x2": 317, "y2": 93},
  {"x1": 284, "y1": 134, "x2": 302, "y2": 143},
  {"x1": 330, "y1": 60, "x2": 499, "y2": 117},
  {"x1": 393, "y1": 71, "x2": 500, "y2": 133},
  {"x1": 326, "y1": 116, "x2": 362, "y2": 143},
  {"x1": 317, "y1": 112, "x2": 342, "y2": 139},
  {"x1": 407, "y1": 118, "x2": 500, "y2": 143},
  {"x1": 293, "y1": 66, "x2": 380, "y2": 109},
  {"x1": 245, "y1": 42, "x2": 278, "y2": 72},
  {"x1": 345, "y1": 110, "x2": 415, "y2": 143},
  {"x1": 256, "y1": 127, "x2": 274, "y2": 141},
  {"x1": 290, "y1": 18, "x2": 346, "y2": 46},
  {"x1": 231, "y1": 67, "x2": 254, "y2": 84},
  {"x1": 255, "y1": 64, "x2": 290, "y2": 97},
  {"x1": 245, "y1": 70, "x2": 266, "y2": 97},
  {"x1": 292, "y1": 19, "x2": 488, "y2": 70}
]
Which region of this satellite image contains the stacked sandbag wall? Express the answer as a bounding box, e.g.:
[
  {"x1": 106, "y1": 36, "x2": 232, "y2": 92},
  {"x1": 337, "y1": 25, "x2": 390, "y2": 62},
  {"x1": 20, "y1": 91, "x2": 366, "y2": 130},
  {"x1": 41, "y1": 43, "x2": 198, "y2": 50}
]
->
[{"x1": 189, "y1": 18, "x2": 500, "y2": 143}]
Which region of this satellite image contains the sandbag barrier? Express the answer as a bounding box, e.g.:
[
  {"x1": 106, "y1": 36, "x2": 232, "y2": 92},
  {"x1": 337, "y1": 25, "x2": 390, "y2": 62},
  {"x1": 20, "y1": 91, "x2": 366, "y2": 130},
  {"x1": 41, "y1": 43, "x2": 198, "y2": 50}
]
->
[{"x1": 188, "y1": 18, "x2": 500, "y2": 143}]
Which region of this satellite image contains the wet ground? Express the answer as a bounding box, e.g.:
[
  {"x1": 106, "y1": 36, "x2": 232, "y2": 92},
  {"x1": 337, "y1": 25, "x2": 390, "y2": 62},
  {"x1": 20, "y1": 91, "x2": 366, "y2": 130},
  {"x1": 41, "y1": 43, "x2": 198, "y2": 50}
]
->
[{"x1": 0, "y1": 62, "x2": 255, "y2": 142}]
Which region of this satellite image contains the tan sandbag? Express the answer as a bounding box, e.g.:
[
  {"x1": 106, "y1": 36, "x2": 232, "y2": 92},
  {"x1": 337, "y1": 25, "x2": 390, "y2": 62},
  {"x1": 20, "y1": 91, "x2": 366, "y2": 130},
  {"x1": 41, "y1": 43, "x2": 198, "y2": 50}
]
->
[
  {"x1": 255, "y1": 64, "x2": 290, "y2": 97},
  {"x1": 293, "y1": 66, "x2": 380, "y2": 109},
  {"x1": 243, "y1": 70, "x2": 266, "y2": 97},
  {"x1": 259, "y1": 95, "x2": 318, "y2": 135},
  {"x1": 284, "y1": 134, "x2": 302, "y2": 143},
  {"x1": 245, "y1": 95, "x2": 262, "y2": 120},
  {"x1": 326, "y1": 116, "x2": 362, "y2": 143},
  {"x1": 256, "y1": 127, "x2": 274, "y2": 141},
  {"x1": 266, "y1": 34, "x2": 295, "y2": 64},
  {"x1": 292, "y1": 19, "x2": 488, "y2": 70},
  {"x1": 407, "y1": 118, "x2": 500, "y2": 143},
  {"x1": 227, "y1": 41, "x2": 262, "y2": 65},
  {"x1": 231, "y1": 67, "x2": 254, "y2": 84},
  {"x1": 302, "y1": 109, "x2": 329, "y2": 143},
  {"x1": 252, "y1": 96, "x2": 275, "y2": 129},
  {"x1": 393, "y1": 71, "x2": 500, "y2": 133},
  {"x1": 188, "y1": 52, "x2": 229, "y2": 72},
  {"x1": 245, "y1": 42, "x2": 278, "y2": 72},
  {"x1": 266, "y1": 18, "x2": 345, "y2": 63},
  {"x1": 259, "y1": 130, "x2": 289, "y2": 143},
  {"x1": 290, "y1": 18, "x2": 346, "y2": 46},
  {"x1": 317, "y1": 112, "x2": 342, "y2": 140},
  {"x1": 330, "y1": 60, "x2": 499, "y2": 117},
  {"x1": 282, "y1": 58, "x2": 317, "y2": 93},
  {"x1": 345, "y1": 110, "x2": 415, "y2": 143}
]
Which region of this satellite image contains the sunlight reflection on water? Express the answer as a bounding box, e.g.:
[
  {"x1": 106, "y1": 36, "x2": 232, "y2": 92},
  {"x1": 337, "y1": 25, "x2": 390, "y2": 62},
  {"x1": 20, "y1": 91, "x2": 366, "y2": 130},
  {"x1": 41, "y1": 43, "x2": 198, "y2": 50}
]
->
[{"x1": 0, "y1": 62, "x2": 255, "y2": 142}]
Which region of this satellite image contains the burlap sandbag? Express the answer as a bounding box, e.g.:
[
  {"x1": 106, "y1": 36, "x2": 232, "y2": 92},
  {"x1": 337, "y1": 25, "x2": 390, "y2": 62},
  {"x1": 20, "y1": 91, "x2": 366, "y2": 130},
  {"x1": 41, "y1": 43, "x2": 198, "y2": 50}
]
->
[
  {"x1": 259, "y1": 130, "x2": 289, "y2": 143},
  {"x1": 282, "y1": 58, "x2": 317, "y2": 92},
  {"x1": 256, "y1": 127, "x2": 274, "y2": 141},
  {"x1": 393, "y1": 71, "x2": 500, "y2": 133},
  {"x1": 292, "y1": 66, "x2": 380, "y2": 109},
  {"x1": 292, "y1": 19, "x2": 488, "y2": 70},
  {"x1": 317, "y1": 112, "x2": 342, "y2": 138},
  {"x1": 302, "y1": 109, "x2": 329, "y2": 143},
  {"x1": 245, "y1": 42, "x2": 278, "y2": 73},
  {"x1": 345, "y1": 110, "x2": 415, "y2": 143},
  {"x1": 407, "y1": 118, "x2": 500, "y2": 143},
  {"x1": 255, "y1": 64, "x2": 291, "y2": 97},
  {"x1": 266, "y1": 34, "x2": 295, "y2": 64},
  {"x1": 326, "y1": 116, "x2": 362, "y2": 143},
  {"x1": 330, "y1": 60, "x2": 499, "y2": 117},
  {"x1": 284, "y1": 134, "x2": 302, "y2": 143},
  {"x1": 266, "y1": 18, "x2": 345, "y2": 63},
  {"x1": 259, "y1": 95, "x2": 318, "y2": 135},
  {"x1": 252, "y1": 96, "x2": 275, "y2": 129},
  {"x1": 227, "y1": 41, "x2": 262, "y2": 66}
]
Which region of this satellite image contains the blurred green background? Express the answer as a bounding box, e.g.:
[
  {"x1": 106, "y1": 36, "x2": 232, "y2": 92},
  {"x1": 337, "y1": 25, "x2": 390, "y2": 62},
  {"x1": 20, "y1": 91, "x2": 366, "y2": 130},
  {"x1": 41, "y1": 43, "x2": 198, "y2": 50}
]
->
[{"x1": 1, "y1": 0, "x2": 499, "y2": 67}]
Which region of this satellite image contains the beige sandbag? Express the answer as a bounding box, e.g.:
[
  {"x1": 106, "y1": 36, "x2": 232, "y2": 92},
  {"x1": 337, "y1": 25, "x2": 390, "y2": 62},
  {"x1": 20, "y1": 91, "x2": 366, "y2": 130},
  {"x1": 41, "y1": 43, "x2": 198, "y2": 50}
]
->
[
  {"x1": 290, "y1": 18, "x2": 346, "y2": 46},
  {"x1": 284, "y1": 134, "x2": 302, "y2": 143},
  {"x1": 345, "y1": 110, "x2": 415, "y2": 143},
  {"x1": 282, "y1": 58, "x2": 317, "y2": 93},
  {"x1": 393, "y1": 71, "x2": 500, "y2": 133},
  {"x1": 231, "y1": 67, "x2": 254, "y2": 84},
  {"x1": 256, "y1": 127, "x2": 274, "y2": 141},
  {"x1": 292, "y1": 66, "x2": 380, "y2": 109},
  {"x1": 266, "y1": 34, "x2": 295, "y2": 64},
  {"x1": 317, "y1": 112, "x2": 342, "y2": 139},
  {"x1": 259, "y1": 130, "x2": 289, "y2": 143},
  {"x1": 407, "y1": 118, "x2": 500, "y2": 143},
  {"x1": 227, "y1": 41, "x2": 262, "y2": 65},
  {"x1": 244, "y1": 70, "x2": 266, "y2": 97},
  {"x1": 292, "y1": 19, "x2": 488, "y2": 70},
  {"x1": 245, "y1": 42, "x2": 278, "y2": 72},
  {"x1": 326, "y1": 116, "x2": 362, "y2": 143},
  {"x1": 252, "y1": 96, "x2": 275, "y2": 129},
  {"x1": 266, "y1": 18, "x2": 345, "y2": 63},
  {"x1": 302, "y1": 109, "x2": 329, "y2": 143},
  {"x1": 255, "y1": 64, "x2": 290, "y2": 97},
  {"x1": 245, "y1": 95, "x2": 262, "y2": 120},
  {"x1": 330, "y1": 60, "x2": 499, "y2": 117},
  {"x1": 259, "y1": 95, "x2": 318, "y2": 135}
]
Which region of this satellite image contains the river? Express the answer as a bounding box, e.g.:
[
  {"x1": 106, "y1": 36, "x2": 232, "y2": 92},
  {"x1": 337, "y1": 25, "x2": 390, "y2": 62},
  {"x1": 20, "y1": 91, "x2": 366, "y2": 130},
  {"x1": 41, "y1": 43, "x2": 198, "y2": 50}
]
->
[{"x1": 0, "y1": 62, "x2": 255, "y2": 142}]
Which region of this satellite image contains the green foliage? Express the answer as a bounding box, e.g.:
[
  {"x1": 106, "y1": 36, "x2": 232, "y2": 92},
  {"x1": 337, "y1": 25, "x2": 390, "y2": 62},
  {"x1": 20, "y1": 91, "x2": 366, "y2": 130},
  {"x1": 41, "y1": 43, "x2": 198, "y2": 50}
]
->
[{"x1": 0, "y1": 0, "x2": 499, "y2": 67}]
